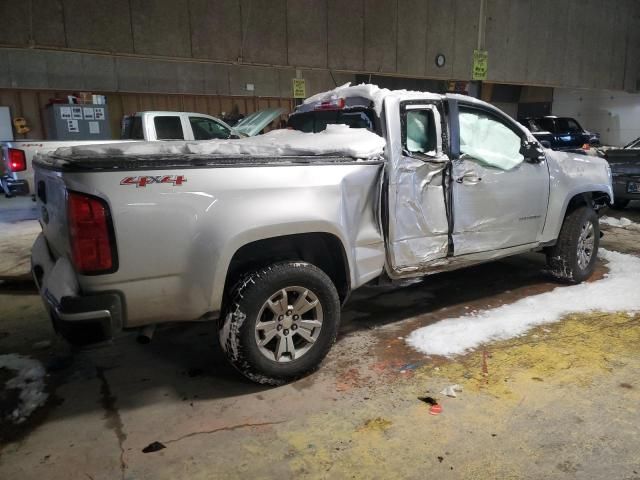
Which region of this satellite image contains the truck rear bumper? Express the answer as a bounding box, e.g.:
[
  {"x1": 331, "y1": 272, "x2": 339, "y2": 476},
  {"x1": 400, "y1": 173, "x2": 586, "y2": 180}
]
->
[
  {"x1": 31, "y1": 233, "x2": 123, "y2": 345},
  {"x1": 1, "y1": 176, "x2": 29, "y2": 196}
]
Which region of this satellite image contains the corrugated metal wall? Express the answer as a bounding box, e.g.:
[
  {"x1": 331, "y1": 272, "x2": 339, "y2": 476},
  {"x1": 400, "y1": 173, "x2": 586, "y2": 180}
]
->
[{"x1": 1, "y1": 0, "x2": 638, "y2": 92}]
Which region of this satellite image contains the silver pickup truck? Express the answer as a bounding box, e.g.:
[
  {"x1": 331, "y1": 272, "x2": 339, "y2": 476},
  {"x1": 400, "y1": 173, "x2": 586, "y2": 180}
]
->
[{"x1": 31, "y1": 84, "x2": 613, "y2": 384}]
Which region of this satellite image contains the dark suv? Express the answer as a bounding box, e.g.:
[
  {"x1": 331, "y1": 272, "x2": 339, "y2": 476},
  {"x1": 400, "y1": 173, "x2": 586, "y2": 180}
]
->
[
  {"x1": 519, "y1": 116, "x2": 600, "y2": 151},
  {"x1": 605, "y1": 136, "x2": 640, "y2": 209}
]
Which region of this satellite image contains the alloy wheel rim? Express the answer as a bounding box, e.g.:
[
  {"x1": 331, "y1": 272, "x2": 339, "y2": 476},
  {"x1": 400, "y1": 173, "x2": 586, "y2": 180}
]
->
[
  {"x1": 577, "y1": 220, "x2": 595, "y2": 270},
  {"x1": 255, "y1": 286, "x2": 323, "y2": 363}
]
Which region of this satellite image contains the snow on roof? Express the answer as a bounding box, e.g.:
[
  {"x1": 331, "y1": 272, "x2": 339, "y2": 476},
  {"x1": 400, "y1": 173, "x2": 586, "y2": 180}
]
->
[
  {"x1": 303, "y1": 83, "x2": 393, "y2": 114},
  {"x1": 406, "y1": 249, "x2": 640, "y2": 357},
  {"x1": 302, "y1": 83, "x2": 440, "y2": 115},
  {"x1": 53, "y1": 124, "x2": 386, "y2": 160}
]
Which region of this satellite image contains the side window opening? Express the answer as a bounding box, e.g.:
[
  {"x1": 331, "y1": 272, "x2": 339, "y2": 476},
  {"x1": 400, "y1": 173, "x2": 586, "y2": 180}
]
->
[
  {"x1": 154, "y1": 116, "x2": 184, "y2": 140},
  {"x1": 405, "y1": 109, "x2": 437, "y2": 155},
  {"x1": 189, "y1": 117, "x2": 230, "y2": 140},
  {"x1": 459, "y1": 108, "x2": 524, "y2": 170},
  {"x1": 558, "y1": 118, "x2": 581, "y2": 133}
]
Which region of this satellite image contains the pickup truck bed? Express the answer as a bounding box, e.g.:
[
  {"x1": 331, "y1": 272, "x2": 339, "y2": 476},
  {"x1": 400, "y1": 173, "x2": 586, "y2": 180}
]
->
[{"x1": 1, "y1": 109, "x2": 282, "y2": 197}]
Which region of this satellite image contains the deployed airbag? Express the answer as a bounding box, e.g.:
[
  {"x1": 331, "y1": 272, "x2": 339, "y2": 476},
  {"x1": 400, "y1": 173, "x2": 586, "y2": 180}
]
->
[{"x1": 459, "y1": 112, "x2": 523, "y2": 170}]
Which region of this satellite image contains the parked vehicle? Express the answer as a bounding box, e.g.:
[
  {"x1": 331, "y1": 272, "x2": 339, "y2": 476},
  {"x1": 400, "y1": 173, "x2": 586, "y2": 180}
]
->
[
  {"x1": 604, "y1": 136, "x2": 640, "y2": 209},
  {"x1": 0, "y1": 109, "x2": 282, "y2": 198},
  {"x1": 31, "y1": 84, "x2": 612, "y2": 385},
  {"x1": 519, "y1": 116, "x2": 600, "y2": 151}
]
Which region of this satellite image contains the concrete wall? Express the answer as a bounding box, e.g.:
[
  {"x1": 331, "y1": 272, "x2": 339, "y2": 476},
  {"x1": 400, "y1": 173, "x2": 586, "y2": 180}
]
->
[
  {"x1": 552, "y1": 88, "x2": 640, "y2": 146},
  {"x1": 485, "y1": 0, "x2": 640, "y2": 92},
  {"x1": 0, "y1": 0, "x2": 638, "y2": 96},
  {"x1": 0, "y1": 47, "x2": 355, "y2": 99}
]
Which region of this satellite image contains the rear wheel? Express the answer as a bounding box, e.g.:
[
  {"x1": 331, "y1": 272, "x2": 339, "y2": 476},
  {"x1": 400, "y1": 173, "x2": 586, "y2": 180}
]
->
[
  {"x1": 546, "y1": 206, "x2": 599, "y2": 284},
  {"x1": 219, "y1": 262, "x2": 340, "y2": 385}
]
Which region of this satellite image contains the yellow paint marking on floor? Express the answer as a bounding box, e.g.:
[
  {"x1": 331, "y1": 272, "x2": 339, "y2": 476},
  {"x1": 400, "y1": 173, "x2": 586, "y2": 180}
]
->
[{"x1": 418, "y1": 311, "x2": 640, "y2": 398}]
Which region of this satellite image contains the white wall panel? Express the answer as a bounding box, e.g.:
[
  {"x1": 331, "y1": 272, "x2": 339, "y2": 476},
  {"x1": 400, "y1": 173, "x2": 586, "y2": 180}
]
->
[{"x1": 553, "y1": 88, "x2": 640, "y2": 146}]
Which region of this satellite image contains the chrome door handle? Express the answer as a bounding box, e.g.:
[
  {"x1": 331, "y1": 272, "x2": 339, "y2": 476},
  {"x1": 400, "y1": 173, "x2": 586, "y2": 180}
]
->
[{"x1": 456, "y1": 173, "x2": 482, "y2": 184}]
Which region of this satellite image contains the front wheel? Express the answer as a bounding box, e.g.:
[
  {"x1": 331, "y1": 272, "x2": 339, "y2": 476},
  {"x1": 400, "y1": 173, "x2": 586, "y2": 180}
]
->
[
  {"x1": 546, "y1": 206, "x2": 599, "y2": 284},
  {"x1": 219, "y1": 262, "x2": 340, "y2": 385}
]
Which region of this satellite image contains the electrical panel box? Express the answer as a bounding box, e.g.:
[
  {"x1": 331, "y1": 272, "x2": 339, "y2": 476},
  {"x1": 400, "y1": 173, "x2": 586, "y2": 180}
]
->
[
  {"x1": 0, "y1": 106, "x2": 13, "y2": 141},
  {"x1": 45, "y1": 104, "x2": 112, "y2": 140}
]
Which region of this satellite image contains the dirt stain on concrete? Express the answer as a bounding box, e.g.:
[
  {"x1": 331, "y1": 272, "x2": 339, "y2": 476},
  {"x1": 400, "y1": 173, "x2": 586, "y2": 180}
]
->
[
  {"x1": 359, "y1": 417, "x2": 392, "y2": 432},
  {"x1": 273, "y1": 310, "x2": 640, "y2": 479},
  {"x1": 417, "y1": 311, "x2": 640, "y2": 398},
  {"x1": 95, "y1": 367, "x2": 127, "y2": 478}
]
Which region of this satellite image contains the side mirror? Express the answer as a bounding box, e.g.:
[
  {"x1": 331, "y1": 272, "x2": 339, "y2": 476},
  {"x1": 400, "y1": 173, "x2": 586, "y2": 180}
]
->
[{"x1": 520, "y1": 140, "x2": 545, "y2": 162}]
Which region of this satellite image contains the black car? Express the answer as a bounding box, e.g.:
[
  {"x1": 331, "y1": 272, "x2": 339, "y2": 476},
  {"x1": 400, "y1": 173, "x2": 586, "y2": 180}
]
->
[
  {"x1": 605, "y1": 137, "x2": 640, "y2": 209},
  {"x1": 519, "y1": 116, "x2": 600, "y2": 151}
]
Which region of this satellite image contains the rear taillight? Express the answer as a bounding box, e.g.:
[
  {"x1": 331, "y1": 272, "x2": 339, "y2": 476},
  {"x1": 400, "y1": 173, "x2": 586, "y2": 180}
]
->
[
  {"x1": 8, "y1": 148, "x2": 26, "y2": 172},
  {"x1": 68, "y1": 191, "x2": 117, "y2": 274}
]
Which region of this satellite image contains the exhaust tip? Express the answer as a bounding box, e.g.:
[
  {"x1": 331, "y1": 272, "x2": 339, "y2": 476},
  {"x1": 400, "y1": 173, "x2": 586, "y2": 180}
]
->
[{"x1": 137, "y1": 324, "x2": 156, "y2": 344}]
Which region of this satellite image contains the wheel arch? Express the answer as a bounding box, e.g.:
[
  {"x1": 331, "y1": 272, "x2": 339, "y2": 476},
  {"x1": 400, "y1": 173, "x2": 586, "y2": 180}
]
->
[
  {"x1": 542, "y1": 188, "x2": 612, "y2": 244},
  {"x1": 223, "y1": 232, "x2": 351, "y2": 308}
]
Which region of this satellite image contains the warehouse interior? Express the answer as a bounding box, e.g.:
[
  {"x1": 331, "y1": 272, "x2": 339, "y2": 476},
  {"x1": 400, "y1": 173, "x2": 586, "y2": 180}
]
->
[{"x1": 2, "y1": 2, "x2": 640, "y2": 479}]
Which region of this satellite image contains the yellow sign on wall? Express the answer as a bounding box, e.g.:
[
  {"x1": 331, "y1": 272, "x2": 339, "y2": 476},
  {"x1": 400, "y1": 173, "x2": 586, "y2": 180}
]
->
[
  {"x1": 472, "y1": 50, "x2": 489, "y2": 81},
  {"x1": 292, "y1": 78, "x2": 306, "y2": 98}
]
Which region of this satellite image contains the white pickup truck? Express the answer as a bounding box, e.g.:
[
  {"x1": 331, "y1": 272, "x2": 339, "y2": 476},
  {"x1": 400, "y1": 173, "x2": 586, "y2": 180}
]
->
[
  {"x1": 0, "y1": 109, "x2": 282, "y2": 197},
  {"x1": 31, "y1": 84, "x2": 613, "y2": 385}
]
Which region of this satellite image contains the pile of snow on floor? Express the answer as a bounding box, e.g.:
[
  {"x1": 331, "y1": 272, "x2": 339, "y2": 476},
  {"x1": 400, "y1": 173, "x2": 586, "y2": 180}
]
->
[
  {"x1": 600, "y1": 216, "x2": 640, "y2": 231},
  {"x1": 0, "y1": 354, "x2": 48, "y2": 423},
  {"x1": 406, "y1": 249, "x2": 640, "y2": 357},
  {"x1": 53, "y1": 124, "x2": 386, "y2": 160}
]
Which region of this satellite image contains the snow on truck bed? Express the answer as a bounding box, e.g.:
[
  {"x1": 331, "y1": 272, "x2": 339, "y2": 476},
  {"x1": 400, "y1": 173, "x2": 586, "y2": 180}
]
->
[{"x1": 52, "y1": 124, "x2": 386, "y2": 161}]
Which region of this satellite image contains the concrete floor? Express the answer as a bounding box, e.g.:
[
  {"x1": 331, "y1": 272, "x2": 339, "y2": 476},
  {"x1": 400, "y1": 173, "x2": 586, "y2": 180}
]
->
[{"x1": 1, "y1": 196, "x2": 639, "y2": 480}]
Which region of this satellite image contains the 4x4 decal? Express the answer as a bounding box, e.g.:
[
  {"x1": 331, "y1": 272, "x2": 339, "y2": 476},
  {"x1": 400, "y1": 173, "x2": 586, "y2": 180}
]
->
[{"x1": 120, "y1": 175, "x2": 187, "y2": 187}]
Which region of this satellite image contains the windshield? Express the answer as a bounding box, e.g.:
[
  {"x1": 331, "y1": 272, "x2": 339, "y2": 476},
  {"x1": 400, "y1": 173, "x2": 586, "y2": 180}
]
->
[
  {"x1": 288, "y1": 109, "x2": 377, "y2": 134},
  {"x1": 624, "y1": 137, "x2": 640, "y2": 149},
  {"x1": 233, "y1": 108, "x2": 284, "y2": 136}
]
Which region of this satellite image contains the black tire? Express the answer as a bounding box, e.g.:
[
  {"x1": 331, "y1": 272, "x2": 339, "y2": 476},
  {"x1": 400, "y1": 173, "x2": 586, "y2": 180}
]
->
[
  {"x1": 219, "y1": 262, "x2": 340, "y2": 385},
  {"x1": 546, "y1": 206, "x2": 599, "y2": 284},
  {"x1": 611, "y1": 199, "x2": 630, "y2": 210}
]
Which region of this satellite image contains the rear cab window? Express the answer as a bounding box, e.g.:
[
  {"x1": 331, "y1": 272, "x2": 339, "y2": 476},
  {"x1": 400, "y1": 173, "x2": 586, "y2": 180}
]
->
[
  {"x1": 122, "y1": 116, "x2": 144, "y2": 139},
  {"x1": 154, "y1": 116, "x2": 184, "y2": 140},
  {"x1": 402, "y1": 108, "x2": 438, "y2": 155},
  {"x1": 288, "y1": 108, "x2": 378, "y2": 134}
]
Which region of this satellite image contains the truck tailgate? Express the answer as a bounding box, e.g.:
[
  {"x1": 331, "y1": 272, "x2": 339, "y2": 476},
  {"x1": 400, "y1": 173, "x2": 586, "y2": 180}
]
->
[{"x1": 34, "y1": 167, "x2": 71, "y2": 261}]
